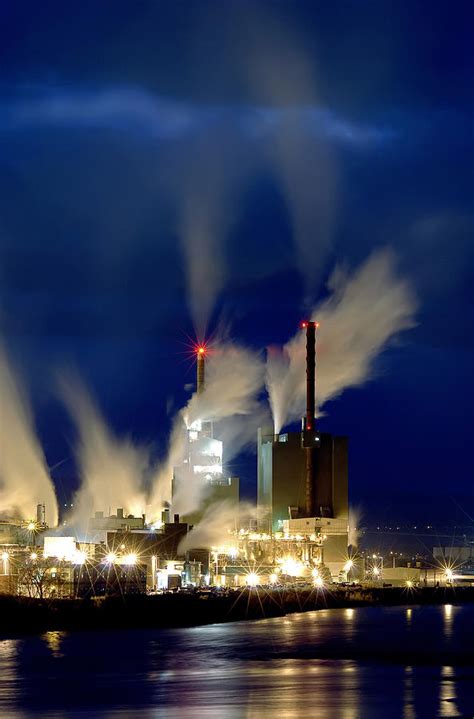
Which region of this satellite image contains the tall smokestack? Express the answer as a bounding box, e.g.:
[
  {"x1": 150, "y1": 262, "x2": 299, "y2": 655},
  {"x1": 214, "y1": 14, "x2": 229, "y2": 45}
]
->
[
  {"x1": 305, "y1": 322, "x2": 316, "y2": 432},
  {"x1": 197, "y1": 346, "x2": 205, "y2": 394},
  {"x1": 301, "y1": 321, "x2": 318, "y2": 516}
]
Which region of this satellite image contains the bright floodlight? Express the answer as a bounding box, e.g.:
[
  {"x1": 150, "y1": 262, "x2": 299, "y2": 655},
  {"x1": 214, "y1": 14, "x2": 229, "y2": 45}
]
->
[
  {"x1": 311, "y1": 567, "x2": 319, "y2": 578},
  {"x1": 344, "y1": 560, "x2": 354, "y2": 572},
  {"x1": 281, "y1": 558, "x2": 303, "y2": 577},
  {"x1": 246, "y1": 573, "x2": 259, "y2": 587},
  {"x1": 1, "y1": 552, "x2": 9, "y2": 561},
  {"x1": 314, "y1": 576, "x2": 324, "y2": 588},
  {"x1": 445, "y1": 568, "x2": 454, "y2": 581},
  {"x1": 406, "y1": 580, "x2": 413, "y2": 588},
  {"x1": 124, "y1": 553, "x2": 137, "y2": 566},
  {"x1": 27, "y1": 521, "x2": 36, "y2": 531},
  {"x1": 372, "y1": 566, "x2": 380, "y2": 576},
  {"x1": 269, "y1": 573, "x2": 278, "y2": 584},
  {"x1": 105, "y1": 552, "x2": 117, "y2": 564},
  {"x1": 30, "y1": 552, "x2": 38, "y2": 560},
  {"x1": 73, "y1": 551, "x2": 87, "y2": 565}
]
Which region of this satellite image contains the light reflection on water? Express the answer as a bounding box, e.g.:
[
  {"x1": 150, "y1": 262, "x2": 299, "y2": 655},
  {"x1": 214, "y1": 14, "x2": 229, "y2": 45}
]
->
[{"x1": 0, "y1": 605, "x2": 472, "y2": 718}]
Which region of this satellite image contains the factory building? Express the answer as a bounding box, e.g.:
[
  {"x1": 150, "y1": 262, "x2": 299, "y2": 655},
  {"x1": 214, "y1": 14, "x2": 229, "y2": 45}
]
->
[
  {"x1": 172, "y1": 345, "x2": 239, "y2": 525},
  {"x1": 257, "y1": 429, "x2": 348, "y2": 531},
  {"x1": 257, "y1": 321, "x2": 349, "y2": 577}
]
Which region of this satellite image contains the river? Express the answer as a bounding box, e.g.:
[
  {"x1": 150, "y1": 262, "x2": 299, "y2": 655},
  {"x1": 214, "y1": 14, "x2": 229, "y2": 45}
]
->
[{"x1": 0, "y1": 604, "x2": 472, "y2": 717}]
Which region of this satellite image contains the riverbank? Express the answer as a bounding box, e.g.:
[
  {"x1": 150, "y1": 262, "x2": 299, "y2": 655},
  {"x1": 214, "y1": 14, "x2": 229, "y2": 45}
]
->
[{"x1": 0, "y1": 585, "x2": 472, "y2": 638}]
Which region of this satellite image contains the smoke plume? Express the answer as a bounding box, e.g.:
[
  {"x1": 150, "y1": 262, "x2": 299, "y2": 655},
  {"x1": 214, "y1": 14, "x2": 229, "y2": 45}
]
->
[
  {"x1": 184, "y1": 343, "x2": 265, "y2": 428},
  {"x1": 178, "y1": 500, "x2": 256, "y2": 552},
  {"x1": 0, "y1": 345, "x2": 58, "y2": 526},
  {"x1": 151, "y1": 343, "x2": 266, "y2": 519},
  {"x1": 267, "y1": 249, "x2": 417, "y2": 432},
  {"x1": 59, "y1": 374, "x2": 149, "y2": 527},
  {"x1": 239, "y1": 9, "x2": 337, "y2": 298}
]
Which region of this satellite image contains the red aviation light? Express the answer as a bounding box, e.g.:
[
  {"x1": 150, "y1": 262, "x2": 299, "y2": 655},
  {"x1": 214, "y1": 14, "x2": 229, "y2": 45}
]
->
[
  {"x1": 300, "y1": 321, "x2": 308, "y2": 329},
  {"x1": 197, "y1": 346, "x2": 206, "y2": 356}
]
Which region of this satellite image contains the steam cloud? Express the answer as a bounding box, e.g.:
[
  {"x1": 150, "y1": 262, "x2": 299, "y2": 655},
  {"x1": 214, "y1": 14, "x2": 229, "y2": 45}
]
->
[
  {"x1": 152, "y1": 343, "x2": 266, "y2": 519},
  {"x1": 267, "y1": 249, "x2": 417, "y2": 433},
  {"x1": 0, "y1": 346, "x2": 58, "y2": 526},
  {"x1": 59, "y1": 374, "x2": 149, "y2": 527},
  {"x1": 179, "y1": 500, "x2": 256, "y2": 552}
]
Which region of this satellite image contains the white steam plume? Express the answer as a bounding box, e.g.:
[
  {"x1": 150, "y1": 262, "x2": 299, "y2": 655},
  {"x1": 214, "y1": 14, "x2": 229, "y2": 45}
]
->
[
  {"x1": 59, "y1": 374, "x2": 148, "y2": 527},
  {"x1": 151, "y1": 343, "x2": 266, "y2": 519},
  {"x1": 184, "y1": 344, "x2": 265, "y2": 428},
  {"x1": 240, "y1": 9, "x2": 337, "y2": 297},
  {"x1": 267, "y1": 249, "x2": 417, "y2": 433},
  {"x1": 0, "y1": 345, "x2": 58, "y2": 526},
  {"x1": 179, "y1": 500, "x2": 256, "y2": 552},
  {"x1": 178, "y1": 133, "x2": 252, "y2": 338},
  {"x1": 348, "y1": 505, "x2": 363, "y2": 549}
]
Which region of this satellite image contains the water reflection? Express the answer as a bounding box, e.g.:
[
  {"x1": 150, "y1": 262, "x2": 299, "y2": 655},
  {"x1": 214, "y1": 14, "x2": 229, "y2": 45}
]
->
[
  {"x1": 43, "y1": 631, "x2": 65, "y2": 657},
  {"x1": 439, "y1": 666, "x2": 460, "y2": 717},
  {"x1": 403, "y1": 665, "x2": 415, "y2": 719},
  {"x1": 0, "y1": 606, "x2": 471, "y2": 718}
]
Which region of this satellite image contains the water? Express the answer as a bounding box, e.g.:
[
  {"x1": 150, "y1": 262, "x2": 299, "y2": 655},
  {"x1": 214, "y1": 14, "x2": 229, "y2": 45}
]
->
[{"x1": 0, "y1": 605, "x2": 473, "y2": 718}]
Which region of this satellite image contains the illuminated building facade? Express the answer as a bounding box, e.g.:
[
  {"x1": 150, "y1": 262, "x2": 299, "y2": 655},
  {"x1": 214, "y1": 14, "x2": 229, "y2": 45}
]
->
[{"x1": 172, "y1": 347, "x2": 239, "y2": 525}]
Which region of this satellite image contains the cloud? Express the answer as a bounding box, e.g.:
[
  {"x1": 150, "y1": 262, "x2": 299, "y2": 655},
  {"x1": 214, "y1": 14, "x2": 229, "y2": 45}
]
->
[{"x1": 0, "y1": 87, "x2": 394, "y2": 149}]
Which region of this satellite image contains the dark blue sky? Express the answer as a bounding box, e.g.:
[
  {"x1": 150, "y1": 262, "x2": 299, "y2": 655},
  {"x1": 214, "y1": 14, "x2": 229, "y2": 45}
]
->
[{"x1": 0, "y1": 1, "x2": 473, "y2": 515}]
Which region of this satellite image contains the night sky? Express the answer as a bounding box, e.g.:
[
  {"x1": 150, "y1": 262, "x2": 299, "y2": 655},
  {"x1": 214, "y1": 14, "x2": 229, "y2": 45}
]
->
[{"x1": 0, "y1": 1, "x2": 473, "y2": 519}]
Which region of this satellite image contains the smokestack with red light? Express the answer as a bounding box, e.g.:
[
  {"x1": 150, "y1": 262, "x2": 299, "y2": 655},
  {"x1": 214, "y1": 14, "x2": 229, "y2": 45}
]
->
[
  {"x1": 196, "y1": 345, "x2": 206, "y2": 394},
  {"x1": 301, "y1": 320, "x2": 319, "y2": 516}
]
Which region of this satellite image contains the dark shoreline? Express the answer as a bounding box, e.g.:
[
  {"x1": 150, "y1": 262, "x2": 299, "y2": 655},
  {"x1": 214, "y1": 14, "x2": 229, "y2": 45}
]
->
[{"x1": 1, "y1": 586, "x2": 472, "y2": 639}]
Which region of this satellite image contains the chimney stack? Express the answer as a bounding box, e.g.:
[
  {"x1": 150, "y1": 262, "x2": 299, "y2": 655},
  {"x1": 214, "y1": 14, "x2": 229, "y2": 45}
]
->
[
  {"x1": 305, "y1": 322, "x2": 316, "y2": 433},
  {"x1": 301, "y1": 321, "x2": 318, "y2": 517},
  {"x1": 197, "y1": 346, "x2": 205, "y2": 394}
]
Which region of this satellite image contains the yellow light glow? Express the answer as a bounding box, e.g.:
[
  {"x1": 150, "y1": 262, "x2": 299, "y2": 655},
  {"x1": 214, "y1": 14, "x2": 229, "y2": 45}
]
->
[
  {"x1": 246, "y1": 573, "x2": 259, "y2": 587},
  {"x1": 344, "y1": 560, "x2": 354, "y2": 572},
  {"x1": 406, "y1": 580, "x2": 413, "y2": 588},
  {"x1": 105, "y1": 552, "x2": 117, "y2": 564},
  {"x1": 281, "y1": 558, "x2": 304, "y2": 577},
  {"x1": 445, "y1": 568, "x2": 454, "y2": 581},
  {"x1": 269, "y1": 573, "x2": 278, "y2": 584},
  {"x1": 30, "y1": 552, "x2": 38, "y2": 560},
  {"x1": 311, "y1": 567, "x2": 319, "y2": 578},
  {"x1": 124, "y1": 553, "x2": 137, "y2": 566},
  {"x1": 1, "y1": 552, "x2": 9, "y2": 561},
  {"x1": 27, "y1": 521, "x2": 36, "y2": 531},
  {"x1": 73, "y1": 550, "x2": 87, "y2": 565},
  {"x1": 314, "y1": 576, "x2": 324, "y2": 588},
  {"x1": 372, "y1": 567, "x2": 380, "y2": 576}
]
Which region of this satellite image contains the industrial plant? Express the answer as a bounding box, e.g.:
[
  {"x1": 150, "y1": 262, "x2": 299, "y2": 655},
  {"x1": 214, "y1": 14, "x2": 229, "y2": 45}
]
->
[{"x1": 0, "y1": 326, "x2": 465, "y2": 599}]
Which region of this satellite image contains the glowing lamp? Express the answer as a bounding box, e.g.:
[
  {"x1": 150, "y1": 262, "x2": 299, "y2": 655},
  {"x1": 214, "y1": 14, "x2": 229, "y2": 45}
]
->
[
  {"x1": 246, "y1": 573, "x2": 259, "y2": 587},
  {"x1": 30, "y1": 552, "x2": 38, "y2": 560},
  {"x1": 124, "y1": 553, "x2": 137, "y2": 566},
  {"x1": 105, "y1": 552, "x2": 117, "y2": 564},
  {"x1": 27, "y1": 522, "x2": 36, "y2": 531},
  {"x1": 1, "y1": 552, "x2": 9, "y2": 562}
]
